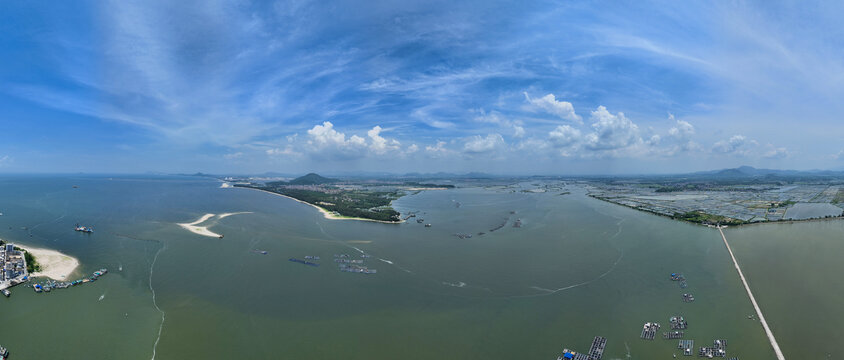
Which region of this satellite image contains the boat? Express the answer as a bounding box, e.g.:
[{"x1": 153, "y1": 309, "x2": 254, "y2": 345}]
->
[
  {"x1": 1, "y1": 289, "x2": 10, "y2": 297},
  {"x1": 75, "y1": 224, "x2": 94, "y2": 233},
  {"x1": 34, "y1": 284, "x2": 42, "y2": 293},
  {"x1": 0, "y1": 344, "x2": 8, "y2": 359},
  {"x1": 289, "y1": 258, "x2": 319, "y2": 267},
  {"x1": 425, "y1": 223, "x2": 432, "y2": 227}
]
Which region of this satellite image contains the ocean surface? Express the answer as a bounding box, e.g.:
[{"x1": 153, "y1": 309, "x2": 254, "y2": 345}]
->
[{"x1": 0, "y1": 175, "x2": 831, "y2": 359}]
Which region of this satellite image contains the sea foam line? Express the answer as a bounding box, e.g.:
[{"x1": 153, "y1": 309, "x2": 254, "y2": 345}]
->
[{"x1": 150, "y1": 244, "x2": 166, "y2": 360}]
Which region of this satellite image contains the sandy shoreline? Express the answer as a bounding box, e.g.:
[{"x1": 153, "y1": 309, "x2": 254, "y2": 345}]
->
[
  {"x1": 177, "y1": 212, "x2": 253, "y2": 238},
  {"x1": 26, "y1": 246, "x2": 80, "y2": 280},
  {"x1": 236, "y1": 187, "x2": 403, "y2": 224}
]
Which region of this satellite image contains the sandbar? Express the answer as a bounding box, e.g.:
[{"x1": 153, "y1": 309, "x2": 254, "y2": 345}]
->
[{"x1": 178, "y1": 212, "x2": 252, "y2": 238}]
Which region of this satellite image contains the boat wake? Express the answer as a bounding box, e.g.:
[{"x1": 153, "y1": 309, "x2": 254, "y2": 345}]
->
[
  {"x1": 378, "y1": 258, "x2": 393, "y2": 264},
  {"x1": 442, "y1": 281, "x2": 467, "y2": 288}
]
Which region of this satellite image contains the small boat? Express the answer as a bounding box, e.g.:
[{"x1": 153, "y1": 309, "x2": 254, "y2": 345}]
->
[
  {"x1": 0, "y1": 344, "x2": 9, "y2": 359},
  {"x1": 424, "y1": 223, "x2": 432, "y2": 227},
  {"x1": 1, "y1": 289, "x2": 10, "y2": 297},
  {"x1": 75, "y1": 224, "x2": 94, "y2": 233},
  {"x1": 34, "y1": 284, "x2": 42, "y2": 293}
]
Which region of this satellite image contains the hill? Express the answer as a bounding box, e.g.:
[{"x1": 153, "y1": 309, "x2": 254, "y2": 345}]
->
[{"x1": 287, "y1": 173, "x2": 338, "y2": 185}]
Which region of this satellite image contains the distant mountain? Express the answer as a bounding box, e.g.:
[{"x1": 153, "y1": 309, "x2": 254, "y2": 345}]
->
[
  {"x1": 287, "y1": 173, "x2": 338, "y2": 185},
  {"x1": 692, "y1": 166, "x2": 844, "y2": 179}
]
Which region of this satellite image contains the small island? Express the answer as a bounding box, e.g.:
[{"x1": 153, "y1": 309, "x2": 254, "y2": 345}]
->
[{"x1": 232, "y1": 173, "x2": 454, "y2": 223}]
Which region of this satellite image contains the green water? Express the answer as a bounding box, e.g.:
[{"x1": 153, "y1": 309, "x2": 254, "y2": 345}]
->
[{"x1": 0, "y1": 175, "x2": 808, "y2": 359}]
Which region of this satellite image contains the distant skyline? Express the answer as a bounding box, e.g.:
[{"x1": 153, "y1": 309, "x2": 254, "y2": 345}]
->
[{"x1": 2, "y1": 1, "x2": 844, "y2": 175}]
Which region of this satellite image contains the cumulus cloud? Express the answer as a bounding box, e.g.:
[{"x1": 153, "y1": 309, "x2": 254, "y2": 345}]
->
[
  {"x1": 463, "y1": 134, "x2": 505, "y2": 154},
  {"x1": 763, "y1": 145, "x2": 789, "y2": 159},
  {"x1": 712, "y1": 135, "x2": 757, "y2": 155},
  {"x1": 665, "y1": 115, "x2": 700, "y2": 153},
  {"x1": 407, "y1": 144, "x2": 419, "y2": 153},
  {"x1": 524, "y1": 92, "x2": 581, "y2": 123},
  {"x1": 305, "y1": 121, "x2": 368, "y2": 159},
  {"x1": 548, "y1": 125, "x2": 582, "y2": 148},
  {"x1": 367, "y1": 125, "x2": 401, "y2": 155},
  {"x1": 583, "y1": 106, "x2": 640, "y2": 151},
  {"x1": 425, "y1": 141, "x2": 451, "y2": 157}
]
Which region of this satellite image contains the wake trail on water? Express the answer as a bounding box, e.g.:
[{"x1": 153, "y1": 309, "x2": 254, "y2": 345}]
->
[{"x1": 149, "y1": 244, "x2": 166, "y2": 360}]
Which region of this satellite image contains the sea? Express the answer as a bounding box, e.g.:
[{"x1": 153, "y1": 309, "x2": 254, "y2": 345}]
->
[{"x1": 0, "y1": 174, "x2": 834, "y2": 359}]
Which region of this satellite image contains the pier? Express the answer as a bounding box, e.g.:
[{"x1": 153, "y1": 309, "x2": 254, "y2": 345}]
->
[{"x1": 718, "y1": 226, "x2": 785, "y2": 360}]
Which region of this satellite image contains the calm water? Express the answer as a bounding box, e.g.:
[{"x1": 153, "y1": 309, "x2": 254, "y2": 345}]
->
[{"x1": 0, "y1": 175, "x2": 817, "y2": 359}]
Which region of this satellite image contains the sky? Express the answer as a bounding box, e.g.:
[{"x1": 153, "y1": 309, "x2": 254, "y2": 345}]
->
[{"x1": 2, "y1": 0, "x2": 844, "y2": 175}]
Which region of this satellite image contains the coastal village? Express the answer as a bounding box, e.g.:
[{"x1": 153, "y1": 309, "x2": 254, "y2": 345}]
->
[{"x1": 0, "y1": 243, "x2": 28, "y2": 297}]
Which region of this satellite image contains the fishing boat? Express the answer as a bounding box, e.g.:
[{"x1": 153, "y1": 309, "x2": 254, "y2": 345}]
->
[
  {"x1": 75, "y1": 224, "x2": 94, "y2": 233},
  {"x1": 289, "y1": 258, "x2": 319, "y2": 267}
]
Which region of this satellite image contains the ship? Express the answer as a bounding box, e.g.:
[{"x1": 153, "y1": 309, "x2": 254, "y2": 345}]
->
[
  {"x1": 1, "y1": 289, "x2": 9, "y2": 297},
  {"x1": 75, "y1": 224, "x2": 94, "y2": 233},
  {"x1": 0, "y1": 344, "x2": 8, "y2": 359}
]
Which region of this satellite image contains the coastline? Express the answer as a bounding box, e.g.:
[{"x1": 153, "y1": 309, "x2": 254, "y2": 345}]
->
[
  {"x1": 589, "y1": 194, "x2": 844, "y2": 228},
  {"x1": 236, "y1": 187, "x2": 404, "y2": 224},
  {"x1": 25, "y1": 245, "x2": 80, "y2": 281}
]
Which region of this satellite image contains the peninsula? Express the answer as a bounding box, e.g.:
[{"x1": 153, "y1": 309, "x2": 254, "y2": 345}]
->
[{"x1": 231, "y1": 173, "x2": 453, "y2": 223}]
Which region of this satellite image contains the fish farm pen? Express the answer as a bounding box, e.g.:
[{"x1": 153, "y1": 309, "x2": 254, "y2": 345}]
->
[
  {"x1": 640, "y1": 322, "x2": 660, "y2": 340},
  {"x1": 678, "y1": 339, "x2": 694, "y2": 356}
]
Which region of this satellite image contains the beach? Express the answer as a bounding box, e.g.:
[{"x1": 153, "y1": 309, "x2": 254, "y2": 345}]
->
[{"x1": 27, "y1": 246, "x2": 80, "y2": 280}]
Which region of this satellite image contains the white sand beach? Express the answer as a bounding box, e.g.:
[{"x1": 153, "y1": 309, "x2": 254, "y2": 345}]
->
[{"x1": 27, "y1": 246, "x2": 80, "y2": 280}]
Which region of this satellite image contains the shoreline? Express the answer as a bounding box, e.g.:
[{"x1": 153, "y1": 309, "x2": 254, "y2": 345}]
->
[
  {"x1": 236, "y1": 187, "x2": 404, "y2": 224},
  {"x1": 589, "y1": 194, "x2": 844, "y2": 228},
  {"x1": 25, "y1": 245, "x2": 80, "y2": 281}
]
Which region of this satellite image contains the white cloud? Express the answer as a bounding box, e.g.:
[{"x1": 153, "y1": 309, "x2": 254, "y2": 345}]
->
[
  {"x1": 473, "y1": 109, "x2": 526, "y2": 138},
  {"x1": 666, "y1": 115, "x2": 700, "y2": 153},
  {"x1": 425, "y1": 141, "x2": 451, "y2": 157},
  {"x1": 524, "y1": 92, "x2": 581, "y2": 123},
  {"x1": 513, "y1": 125, "x2": 525, "y2": 138},
  {"x1": 407, "y1": 144, "x2": 419, "y2": 153},
  {"x1": 463, "y1": 134, "x2": 505, "y2": 154},
  {"x1": 367, "y1": 125, "x2": 401, "y2": 155},
  {"x1": 583, "y1": 106, "x2": 640, "y2": 151},
  {"x1": 712, "y1": 135, "x2": 757, "y2": 155},
  {"x1": 548, "y1": 125, "x2": 582, "y2": 148},
  {"x1": 223, "y1": 152, "x2": 244, "y2": 160},
  {"x1": 763, "y1": 145, "x2": 789, "y2": 159},
  {"x1": 266, "y1": 146, "x2": 301, "y2": 157},
  {"x1": 305, "y1": 121, "x2": 368, "y2": 159}
]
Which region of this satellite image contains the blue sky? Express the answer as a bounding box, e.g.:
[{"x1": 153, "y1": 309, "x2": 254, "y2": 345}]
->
[{"x1": 2, "y1": 0, "x2": 844, "y2": 174}]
